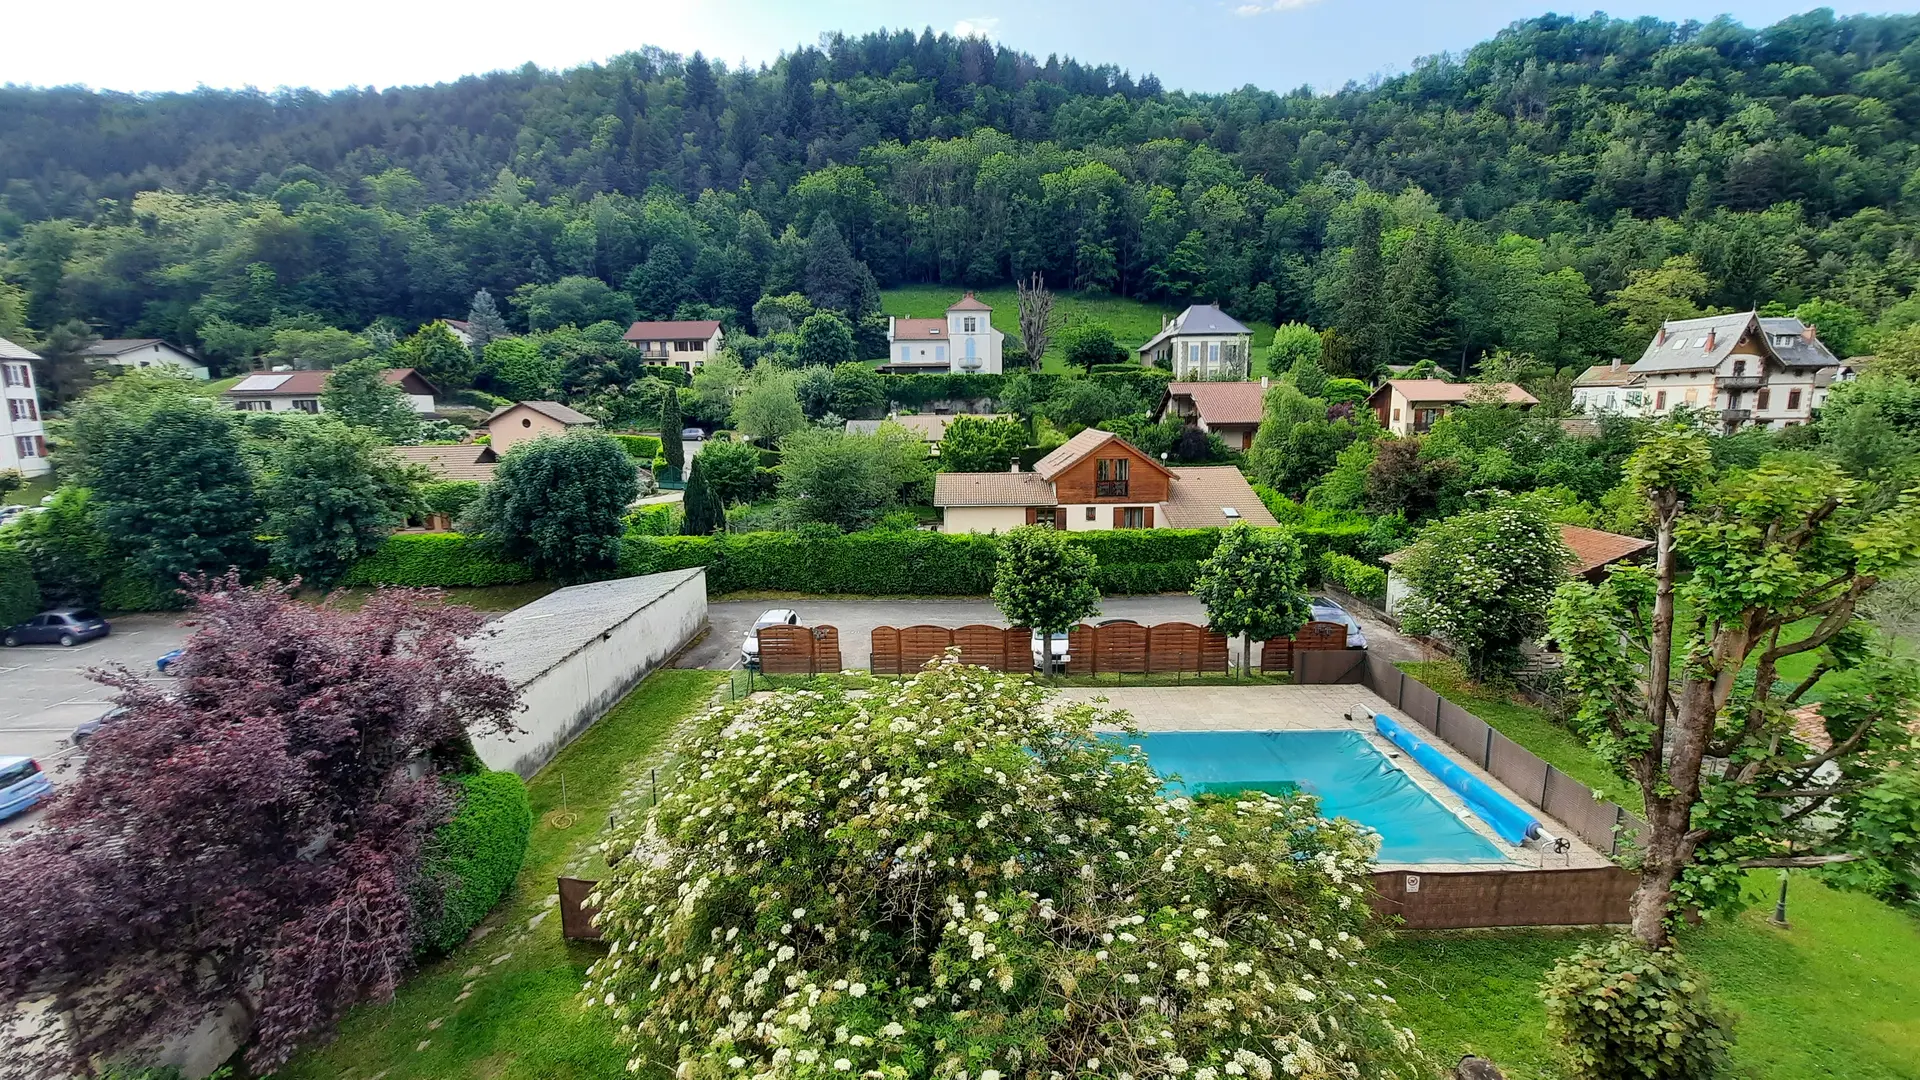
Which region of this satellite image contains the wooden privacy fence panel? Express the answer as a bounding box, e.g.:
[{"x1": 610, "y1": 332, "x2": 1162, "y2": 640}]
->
[
  {"x1": 1067, "y1": 621, "x2": 1229, "y2": 675},
  {"x1": 1145, "y1": 623, "x2": 1206, "y2": 673},
  {"x1": 952, "y1": 624, "x2": 1029, "y2": 670},
  {"x1": 558, "y1": 877, "x2": 602, "y2": 940},
  {"x1": 756, "y1": 625, "x2": 842, "y2": 675},
  {"x1": 1258, "y1": 621, "x2": 1352, "y2": 672},
  {"x1": 871, "y1": 625, "x2": 1030, "y2": 674},
  {"x1": 1369, "y1": 867, "x2": 1635, "y2": 929}
]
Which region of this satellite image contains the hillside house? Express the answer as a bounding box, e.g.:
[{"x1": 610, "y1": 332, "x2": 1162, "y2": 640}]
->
[
  {"x1": 1153, "y1": 379, "x2": 1268, "y2": 450},
  {"x1": 881, "y1": 293, "x2": 1004, "y2": 374},
  {"x1": 933, "y1": 428, "x2": 1277, "y2": 534},
  {"x1": 1137, "y1": 305, "x2": 1253, "y2": 379},
  {"x1": 1570, "y1": 360, "x2": 1645, "y2": 416},
  {"x1": 485, "y1": 400, "x2": 599, "y2": 454},
  {"x1": 224, "y1": 368, "x2": 438, "y2": 414},
  {"x1": 1368, "y1": 379, "x2": 1537, "y2": 436},
  {"x1": 623, "y1": 320, "x2": 724, "y2": 373},
  {"x1": 1617, "y1": 312, "x2": 1843, "y2": 431},
  {"x1": 83, "y1": 338, "x2": 208, "y2": 380},
  {"x1": 0, "y1": 337, "x2": 49, "y2": 478}
]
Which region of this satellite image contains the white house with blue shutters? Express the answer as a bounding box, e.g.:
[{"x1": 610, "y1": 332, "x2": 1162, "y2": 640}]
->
[{"x1": 880, "y1": 292, "x2": 1005, "y2": 374}]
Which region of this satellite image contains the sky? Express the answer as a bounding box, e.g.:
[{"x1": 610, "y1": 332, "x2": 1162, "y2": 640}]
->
[{"x1": 6, "y1": 0, "x2": 1912, "y2": 97}]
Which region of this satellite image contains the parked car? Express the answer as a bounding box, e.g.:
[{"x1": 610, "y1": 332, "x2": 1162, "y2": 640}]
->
[
  {"x1": 3, "y1": 608, "x2": 111, "y2": 647},
  {"x1": 70, "y1": 706, "x2": 125, "y2": 747},
  {"x1": 1309, "y1": 596, "x2": 1367, "y2": 650},
  {"x1": 681, "y1": 426, "x2": 707, "y2": 441},
  {"x1": 0, "y1": 757, "x2": 52, "y2": 821},
  {"x1": 1031, "y1": 630, "x2": 1071, "y2": 670},
  {"x1": 740, "y1": 608, "x2": 799, "y2": 667},
  {"x1": 156, "y1": 648, "x2": 185, "y2": 675}
]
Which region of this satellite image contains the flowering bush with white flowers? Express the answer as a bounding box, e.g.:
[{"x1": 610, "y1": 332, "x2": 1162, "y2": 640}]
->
[{"x1": 585, "y1": 657, "x2": 1427, "y2": 1080}]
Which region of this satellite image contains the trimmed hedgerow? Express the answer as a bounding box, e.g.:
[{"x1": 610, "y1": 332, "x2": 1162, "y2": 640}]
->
[
  {"x1": 345, "y1": 524, "x2": 1372, "y2": 596},
  {"x1": 416, "y1": 770, "x2": 532, "y2": 956},
  {"x1": 611, "y1": 433, "x2": 664, "y2": 460},
  {"x1": 339, "y1": 532, "x2": 535, "y2": 587},
  {"x1": 0, "y1": 546, "x2": 38, "y2": 628},
  {"x1": 1321, "y1": 550, "x2": 1387, "y2": 599}
]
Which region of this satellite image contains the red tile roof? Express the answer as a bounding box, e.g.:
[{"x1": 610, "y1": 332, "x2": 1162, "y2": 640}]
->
[
  {"x1": 1559, "y1": 525, "x2": 1653, "y2": 576},
  {"x1": 1160, "y1": 381, "x2": 1266, "y2": 426},
  {"x1": 622, "y1": 320, "x2": 722, "y2": 341},
  {"x1": 1371, "y1": 379, "x2": 1538, "y2": 406},
  {"x1": 948, "y1": 292, "x2": 992, "y2": 311},
  {"x1": 892, "y1": 318, "x2": 949, "y2": 341}
]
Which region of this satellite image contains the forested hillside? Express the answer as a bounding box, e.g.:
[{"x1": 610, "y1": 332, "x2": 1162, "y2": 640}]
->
[{"x1": 2, "y1": 9, "x2": 1918, "y2": 374}]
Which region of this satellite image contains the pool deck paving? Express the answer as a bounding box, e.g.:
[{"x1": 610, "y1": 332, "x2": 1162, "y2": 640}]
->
[{"x1": 1057, "y1": 684, "x2": 1611, "y2": 875}]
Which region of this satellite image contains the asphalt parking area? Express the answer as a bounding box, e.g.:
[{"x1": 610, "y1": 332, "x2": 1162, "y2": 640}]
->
[{"x1": 0, "y1": 613, "x2": 193, "y2": 764}]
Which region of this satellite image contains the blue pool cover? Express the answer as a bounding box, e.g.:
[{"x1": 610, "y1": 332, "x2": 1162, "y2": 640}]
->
[{"x1": 1117, "y1": 730, "x2": 1509, "y2": 864}]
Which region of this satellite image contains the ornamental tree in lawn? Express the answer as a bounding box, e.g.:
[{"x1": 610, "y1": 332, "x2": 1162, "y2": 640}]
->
[
  {"x1": 992, "y1": 524, "x2": 1099, "y2": 675},
  {"x1": 260, "y1": 419, "x2": 424, "y2": 585},
  {"x1": 1395, "y1": 505, "x2": 1572, "y2": 681},
  {"x1": 0, "y1": 577, "x2": 519, "y2": 1073},
  {"x1": 472, "y1": 430, "x2": 640, "y2": 581},
  {"x1": 584, "y1": 660, "x2": 1427, "y2": 1080},
  {"x1": 1192, "y1": 523, "x2": 1313, "y2": 675},
  {"x1": 1547, "y1": 425, "x2": 1920, "y2": 946}
]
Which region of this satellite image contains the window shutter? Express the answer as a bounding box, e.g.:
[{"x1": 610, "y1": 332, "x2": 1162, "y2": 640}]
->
[
  {"x1": 1113, "y1": 507, "x2": 1124, "y2": 527},
  {"x1": 1026, "y1": 507, "x2": 1038, "y2": 526},
  {"x1": 1054, "y1": 508, "x2": 1067, "y2": 530},
  {"x1": 1143, "y1": 507, "x2": 1155, "y2": 528}
]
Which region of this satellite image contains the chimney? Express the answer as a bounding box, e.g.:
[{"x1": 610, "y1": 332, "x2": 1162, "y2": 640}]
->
[
  {"x1": 1703, "y1": 329, "x2": 1716, "y2": 351},
  {"x1": 1261, "y1": 376, "x2": 1270, "y2": 389},
  {"x1": 1655, "y1": 326, "x2": 1666, "y2": 346},
  {"x1": 1010, "y1": 461, "x2": 1021, "y2": 473},
  {"x1": 1803, "y1": 324, "x2": 1817, "y2": 343},
  {"x1": 1610, "y1": 358, "x2": 1621, "y2": 371}
]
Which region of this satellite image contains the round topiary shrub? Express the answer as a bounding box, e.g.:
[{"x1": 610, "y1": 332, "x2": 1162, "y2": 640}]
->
[
  {"x1": 585, "y1": 657, "x2": 1429, "y2": 1079},
  {"x1": 417, "y1": 770, "x2": 532, "y2": 955},
  {"x1": 1542, "y1": 935, "x2": 1732, "y2": 1080}
]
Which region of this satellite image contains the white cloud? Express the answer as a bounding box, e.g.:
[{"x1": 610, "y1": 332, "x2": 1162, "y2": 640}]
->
[
  {"x1": 1234, "y1": 0, "x2": 1324, "y2": 14},
  {"x1": 954, "y1": 16, "x2": 1000, "y2": 39}
]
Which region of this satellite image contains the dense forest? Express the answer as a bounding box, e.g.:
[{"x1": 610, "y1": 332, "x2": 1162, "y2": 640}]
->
[{"x1": 2, "y1": 9, "x2": 1919, "y2": 376}]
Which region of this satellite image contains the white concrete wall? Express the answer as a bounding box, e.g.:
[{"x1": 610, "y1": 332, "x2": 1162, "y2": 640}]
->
[{"x1": 472, "y1": 568, "x2": 708, "y2": 777}]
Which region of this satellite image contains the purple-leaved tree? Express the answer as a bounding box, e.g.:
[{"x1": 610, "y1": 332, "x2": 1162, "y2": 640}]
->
[{"x1": 0, "y1": 575, "x2": 519, "y2": 1073}]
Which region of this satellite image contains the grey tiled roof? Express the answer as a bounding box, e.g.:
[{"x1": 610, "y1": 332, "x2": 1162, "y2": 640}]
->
[
  {"x1": 1630, "y1": 312, "x2": 1758, "y2": 374},
  {"x1": 1138, "y1": 304, "x2": 1251, "y2": 354},
  {"x1": 1758, "y1": 317, "x2": 1842, "y2": 369}
]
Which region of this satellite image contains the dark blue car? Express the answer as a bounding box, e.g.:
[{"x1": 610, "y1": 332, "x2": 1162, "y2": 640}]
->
[{"x1": 3, "y1": 608, "x2": 110, "y2": 648}]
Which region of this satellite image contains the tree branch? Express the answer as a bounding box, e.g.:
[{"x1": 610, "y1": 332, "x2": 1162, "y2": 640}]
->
[{"x1": 1738, "y1": 854, "x2": 1858, "y2": 868}]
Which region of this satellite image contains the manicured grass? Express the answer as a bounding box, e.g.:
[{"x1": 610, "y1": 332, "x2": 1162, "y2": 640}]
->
[
  {"x1": 879, "y1": 285, "x2": 1277, "y2": 374},
  {"x1": 1377, "y1": 875, "x2": 1920, "y2": 1079},
  {"x1": 278, "y1": 670, "x2": 723, "y2": 1080},
  {"x1": 325, "y1": 581, "x2": 558, "y2": 612},
  {"x1": 1397, "y1": 659, "x2": 1641, "y2": 811}
]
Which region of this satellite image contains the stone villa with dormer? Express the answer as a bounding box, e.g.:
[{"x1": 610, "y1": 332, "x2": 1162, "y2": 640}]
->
[
  {"x1": 881, "y1": 292, "x2": 1005, "y2": 374},
  {"x1": 1574, "y1": 312, "x2": 1846, "y2": 431}
]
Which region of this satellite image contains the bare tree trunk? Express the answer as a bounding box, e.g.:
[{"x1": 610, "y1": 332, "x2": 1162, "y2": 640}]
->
[{"x1": 1017, "y1": 273, "x2": 1055, "y2": 370}]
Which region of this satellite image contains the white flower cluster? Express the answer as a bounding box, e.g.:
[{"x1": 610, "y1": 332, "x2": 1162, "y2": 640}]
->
[{"x1": 583, "y1": 656, "x2": 1428, "y2": 1080}]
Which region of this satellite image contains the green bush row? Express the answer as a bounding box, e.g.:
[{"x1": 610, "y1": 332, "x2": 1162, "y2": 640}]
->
[
  {"x1": 612, "y1": 433, "x2": 663, "y2": 460},
  {"x1": 0, "y1": 546, "x2": 38, "y2": 626},
  {"x1": 346, "y1": 524, "x2": 1372, "y2": 597},
  {"x1": 1320, "y1": 551, "x2": 1387, "y2": 599},
  {"x1": 421, "y1": 480, "x2": 485, "y2": 518},
  {"x1": 416, "y1": 770, "x2": 532, "y2": 955}
]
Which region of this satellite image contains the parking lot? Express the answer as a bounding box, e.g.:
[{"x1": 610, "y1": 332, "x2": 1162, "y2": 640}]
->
[
  {"x1": 673, "y1": 595, "x2": 1421, "y2": 670},
  {"x1": 0, "y1": 613, "x2": 192, "y2": 764}
]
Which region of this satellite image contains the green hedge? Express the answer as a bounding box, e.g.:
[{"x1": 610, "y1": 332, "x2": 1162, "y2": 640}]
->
[
  {"x1": 612, "y1": 433, "x2": 663, "y2": 460},
  {"x1": 417, "y1": 770, "x2": 532, "y2": 955},
  {"x1": 340, "y1": 532, "x2": 535, "y2": 587},
  {"x1": 347, "y1": 523, "x2": 1371, "y2": 597},
  {"x1": 421, "y1": 480, "x2": 485, "y2": 518},
  {"x1": 0, "y1": 547, "x2": 38, "y2": 627},
  {"x1": 1321, "y1": 551, "x2": 1387, "y2": 599}
]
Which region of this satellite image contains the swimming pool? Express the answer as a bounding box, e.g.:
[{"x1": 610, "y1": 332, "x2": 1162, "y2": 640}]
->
[{"x1": 1118, "y1": 729, "x2": 1509, "y2": 864}]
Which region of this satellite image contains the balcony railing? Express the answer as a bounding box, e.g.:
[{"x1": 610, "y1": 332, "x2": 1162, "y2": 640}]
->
[
  {"x1": 1721, "y1": 408, "x2": 1753, "y2": 425},
  {"x1": 1095, "y1": 481, "x2": 1129, "y2": 498},
  {"x1": 1718, "y1": 375, "x2": 1762, "y2": 391}
]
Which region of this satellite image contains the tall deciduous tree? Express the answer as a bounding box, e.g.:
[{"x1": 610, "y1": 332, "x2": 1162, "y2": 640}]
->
[
  {"x1": 795, "y1": 310, "x2": 856, "y2": 367},
  {"x1": 91, "y1": 401, "x2": 263, "y2": 597},
  {"x1": 1016, "y1": 272, "x2": 1056, "y2": 368},
  {"x1": 1548, "y1": 426, "x2": 1920, "y2": 946},
  {"x1": 1606, "y1": 255, "x2": 1711, "y2": 346},
  {"x1": 0, "y1": 579, "x2": 519, "y2": 1073},
  {"x1": 260, "y1": 420, "x2": 422, "y2": 585},
  {"x1": 1191, "y1": 523, "x2": 1313, "y2": 675},
  {"x1": 1395, "y1": 504, "x2": 1571, "y2": 680},
  {"x1": 992, "y1": 524, "x2": 1100, "y2": 675},
  {"x1": 730, "y1": 369, "x2": 807, "y2": 447},
  {"x1": 938, "y1": 415, "x2": 1029, "y2": 472},
  {"x1": 472, "y1": 431, "x2": 639, "y2": 580},
  {"x1": 322, "y1": 356, "x2": 423, "y2": 443},
  {"x1": 1266, "y1": 322, "x2": 1322, "y2": 378},
  {"x1": 1057, "y1": 321, "x2": 1121, "y2": 373},
  {"x1": 392, "y1": 321, "x2": 475, "y2": 391}
]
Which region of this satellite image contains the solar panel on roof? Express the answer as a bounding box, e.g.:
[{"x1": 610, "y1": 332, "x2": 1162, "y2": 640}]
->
[{"x1": 233, "y1": 373, "x2": 292, "y2": 391}]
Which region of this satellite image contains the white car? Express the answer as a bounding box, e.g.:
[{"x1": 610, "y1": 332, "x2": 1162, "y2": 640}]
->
[
  {"x1": 740, "y1": 609, "x2": 799, "y2": 667},
  {"x1": 1030, "y1": 630, "x2": 1071, "y2": 671}
]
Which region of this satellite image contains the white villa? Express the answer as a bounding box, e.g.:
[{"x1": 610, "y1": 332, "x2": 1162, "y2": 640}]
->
[
  {"x1": 1137, "y1": 304, "x2": 1252, "y2": 379},
  {"x1": 881, "y1": 293, "x2": 1004, "y2": 374},
  {"x1": 1575, "y1": 313, "x2": 1847, "y2": 431},
  {"x1": 0, "y1": 337, "x2": 49, "y2": 478}
]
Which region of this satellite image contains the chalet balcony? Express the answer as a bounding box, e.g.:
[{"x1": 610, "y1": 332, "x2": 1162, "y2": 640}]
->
[
  {"x1": 1717, "y1": 375, "x2": 1763, "y2": 391},
  {"x1": 1721, "y1": 408, "x2": 1753, "y2": 425},
  {"x1": 1095, "y1": 480, "x2": 1130, "y2": 498}
]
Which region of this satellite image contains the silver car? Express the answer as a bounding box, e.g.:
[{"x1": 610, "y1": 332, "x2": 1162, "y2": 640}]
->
[{"x1": 740, "y1": 609, "x2": 799, "y2": 667}]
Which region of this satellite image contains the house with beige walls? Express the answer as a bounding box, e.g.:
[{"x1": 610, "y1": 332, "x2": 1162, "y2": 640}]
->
[
  {"x1": 1367, "y1": 379, "x2": 1537, "y2": 436},
  {"x1": 623, "y1": 320, "x2": 724, "y2": 373},
  {"x1": 1153, "y1": 379, "x2": 1268, "y2": 450},
  {"x1": 933, "y1": 428, "x2": 1277, "y2": 534},
  {"x1": 1621, "y1": 312, "x2": 1841, "y2": 431},
  {"x1": 485, "y1": 400, "x2": 599, "y2": 454}
]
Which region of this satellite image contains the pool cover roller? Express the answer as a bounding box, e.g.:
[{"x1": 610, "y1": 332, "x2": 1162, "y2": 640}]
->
[{"x1": 1370, "y1": 712, "x2": 1541, "y2": 844}]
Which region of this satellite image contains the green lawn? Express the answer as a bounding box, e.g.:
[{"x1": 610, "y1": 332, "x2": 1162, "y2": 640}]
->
[
  {"x1": 1378, "y1": 876, "x2": 1920, "y2": 1079},
  {"x1": 2, "y1": 471, "x2": 56, "y2": 506},
  {"x1": 278, "y1": 669, "x2": 723, "y2": 1080},
  {"x1": 1397, "y1": 659, "x2": 1641, "y2": 811},
  {"x1": 878, "y1": 285, "x2": 1276, "y2": 374},
  {"x1": 325, "y1": 581, "x2": 557, "y2": 612}
]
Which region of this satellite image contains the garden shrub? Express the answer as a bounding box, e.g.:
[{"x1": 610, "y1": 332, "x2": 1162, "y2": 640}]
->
[
  {"x1": 1542, "y1": 936, "x2": 1732, "y2": 1080},
  {"x1": 339, "y1": 532, "x2": 535, "y2": 587},
  {"x1": 416, "y1": 770, "x2": 532, "y2": 955},
  {"x1": 611, "y1": 433, "x2": 663, "y2": 460},
  {"x1": 421, "y1": 480, "x2": 484, "y2": 519},
  {"x1": 1321, "y1": 551, "x2": 1387, "y2": 598},
  {"x1": 0, "y1": 546, "x2": 38, "y2": 627},
  {"x1": 584, "y1": 660, "x2": 1427, "y2": 1078}
]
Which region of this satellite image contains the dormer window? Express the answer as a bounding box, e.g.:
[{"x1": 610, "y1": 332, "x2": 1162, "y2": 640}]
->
[{"x1": 928, "y1": 328, "x2": 940, "y2": 335}]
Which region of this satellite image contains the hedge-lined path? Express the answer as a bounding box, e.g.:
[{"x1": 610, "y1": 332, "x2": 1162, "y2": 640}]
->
[{"x1": 278, "y1": 669, "x2": 724, "y2": 1080}]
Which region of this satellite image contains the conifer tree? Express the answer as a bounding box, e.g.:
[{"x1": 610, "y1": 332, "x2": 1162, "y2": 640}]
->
[
  {"x1": 659, "y1": 388, "x2": 686, "y2": 474},
  {"x1": 464, "y1": 288, "x2": 508, "y2": 361},
  {"x1": 680, "y1": 456, "x2": 723, "y2": 535}
]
